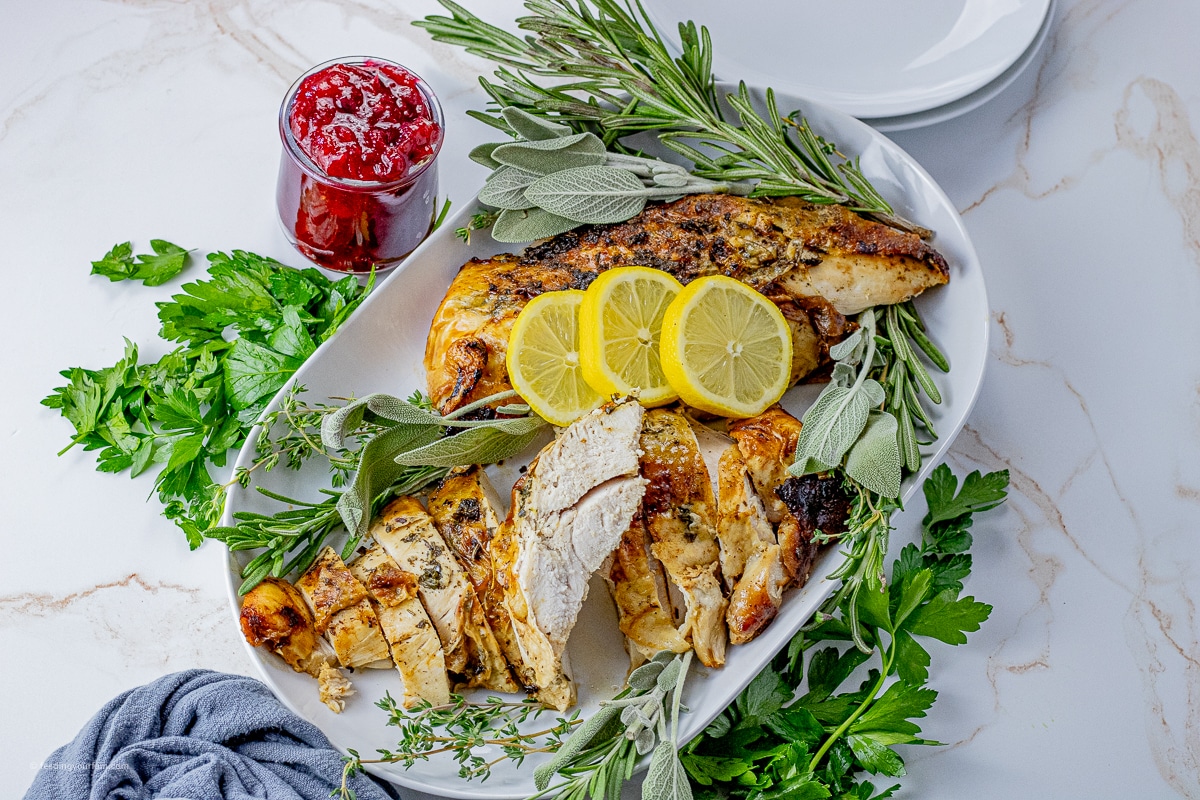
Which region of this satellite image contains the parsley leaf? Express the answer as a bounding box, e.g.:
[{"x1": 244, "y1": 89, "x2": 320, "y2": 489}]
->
[
  {"x1": 90, "y1": 239, "x2": 191, "y2": 285},
  {"x1": 45, "y1": 246, "x2": 374, "y2": 547},
  {"x1": 682, "y1": 466, "x2": 1010, "y2": 798}
]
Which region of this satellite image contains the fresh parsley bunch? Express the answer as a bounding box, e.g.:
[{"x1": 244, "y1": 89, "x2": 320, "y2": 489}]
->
[
  {"x1": 680, "y1": 465, "x2": 1009, "y2": 799},
  {"x1": 43, "y1": 244, "x2": 373, "y2": 546}
]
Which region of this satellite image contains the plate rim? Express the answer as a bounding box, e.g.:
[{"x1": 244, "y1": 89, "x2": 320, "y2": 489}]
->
[
  {"x1": 220, "y1": 83, "x2": 990, "y2": 799},
  {"x1": 646, "y1": 0, "x2": 1052, "y2": 118},
  {"x1": 864, "y1": 0, "x2": 1056, "y2": 132}
]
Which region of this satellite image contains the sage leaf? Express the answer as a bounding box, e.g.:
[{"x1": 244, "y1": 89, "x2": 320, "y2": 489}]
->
[
  {"x1": 791, "y1": 385, "x2": 871, "y2": 475},
  {"x1": 860, "y1": 377, "x2": 886, "y2": 408},
  {"x1": 491, "y1": 132, "x2": 607, "y2": 175},
  {"x1": 525, "y1": 165, "x2": 652, "y2": 224},
  {"x1": 322, "y1": 393, "x2": 441, "y2": 450},
  {"x1": 338, "y1": 423, "x2": 441, "y2": 539},
  {"x1": 479, "y1": 166, "x2": 539, "y2": 210},
  {"x1": 831, "y1": 362, "x2": 856, "y2": 388},
  {"x1": 652, "y1": 172, "x2": 689, "y2": 188},
  {"x1": 656, "y1": 657, "x2": 683, "y2": 692},
  {"x1": 829, "y1": 328, "x2": 865, "y2": 362},
  {"x1": 392, "y1": 416, "x2": 547, "y2": 467},
  {"x1": 469, "y1": 142, "x2": 504, "y2": 169},
  {"x1": 501, "y1": 106, "x2": 573, "y2": 141},
  {"x1": 628, "y1": 660, "x2": 666, "y2": 691},
  {"x1": 634, "y1": 727, "x2": 657, "y2": 755},
  {"x1": 533, "y1": 704, "x2": 620, "y2": 791},
  {"x1": 643, "y1": 742, "x2": 692, "y2": 800},
  {"x1": 844, "y1": 410, "x2": 903, "y2": 498},
  {"x1": 491, "y1": 207, "x2": 579, "y2": 242}
]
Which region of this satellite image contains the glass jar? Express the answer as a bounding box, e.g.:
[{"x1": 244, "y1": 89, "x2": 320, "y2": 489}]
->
[{"x1": 275, "y1": 56, "x2": 444, "y2": 273}]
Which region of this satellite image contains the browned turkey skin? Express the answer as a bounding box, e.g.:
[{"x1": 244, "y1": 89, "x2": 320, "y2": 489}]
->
[{"x1": 425, "y1": 194, "x2": 949, "y2": 415}]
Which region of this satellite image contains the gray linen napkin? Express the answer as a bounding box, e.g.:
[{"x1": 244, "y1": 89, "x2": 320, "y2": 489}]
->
[{"x1": 23, "y1": 669, "x2": 397, "y2": 800}]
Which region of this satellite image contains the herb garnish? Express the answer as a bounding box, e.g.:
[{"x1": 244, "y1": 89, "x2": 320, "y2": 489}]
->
[
  {"x1": 416, "y1": 0, "x2": 920, "y2": 233},
  {"x1": 681, "y1": 464, "x2": 1008, "y2": 798},
  {"x1": 208, "y1": 388, "x2": 549, "y2": 594},
  {"x1": 90, "y1": 239, "x2": 192, "y2": 286},
  {"x1": 43, "y1": 247, "x2": 373, "y2": 546},
  {"x1": 470, "y1": 107, "x2": 752, "y2": 242},
  {"x1": 338, "y1": 651, "x2": 695, "y2": 800}
]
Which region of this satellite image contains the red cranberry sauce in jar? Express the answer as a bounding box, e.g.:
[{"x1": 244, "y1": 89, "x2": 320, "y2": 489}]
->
[
  {"x1": 289, "y1": 62, "x2": 439, "y2": 183},
  {"x1": 277, "y1": 57, "x2": 443, "y2": 273}
]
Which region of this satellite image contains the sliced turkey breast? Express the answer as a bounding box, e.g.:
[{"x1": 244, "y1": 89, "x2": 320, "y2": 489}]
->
[
  {"x1": 639, "y1": 409, "x2": 728, "y2": 668},
  {"x1": 372, "y1": 496, "x2": 517, "y2": 692},
  {"x1": 688, "y1": 417, "x2": 787, "y2": 645},
  {"x1": 239, "y1": 576, "x2": 352, "y2": 713},
  {"x1": 427, "y1": 466, "x2": 533, "y2": 690},
  {"x1": 603, "y1": 513, "x2": 689, "y2": 663},
  {"x1": 498, "y1": 400, "x2": 647, "y2": 710},
  {"x1": 348, "y1": 543, "x2": 451, "y2": 708},
  {"x1": 727, "y1": 406, "x2": 817, "y2": 584},
  {"x1": 295, "y1": 546, "x2": 393, "y2": 670}
]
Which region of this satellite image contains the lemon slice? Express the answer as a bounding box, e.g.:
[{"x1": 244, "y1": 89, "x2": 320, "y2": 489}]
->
[
  {"x1": 579, "y1": 266, "x2": 683, "y2": 407},
  {"x1": 660, "y1": 275, "x2": 792, "y2": 418},
  {"x1": 507, "y1": 290, "x2": 604, "y2": 426}
]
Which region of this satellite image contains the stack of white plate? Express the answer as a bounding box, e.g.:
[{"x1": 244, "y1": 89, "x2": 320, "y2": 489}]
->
[{"x1": 646, "y1": 0, "x2": 1055, "y2": 131}]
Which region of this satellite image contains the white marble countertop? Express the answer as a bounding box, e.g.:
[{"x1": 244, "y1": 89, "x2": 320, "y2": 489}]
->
[{"x1": 4, "y1": 1, "x2": 1197, "y2": 797}]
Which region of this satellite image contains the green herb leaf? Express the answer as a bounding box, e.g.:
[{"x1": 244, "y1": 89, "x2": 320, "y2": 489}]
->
[
  {"x1": 903, "y1": 590, "x2": 992, "y2": 645},
  {"x1": 136, "y1": 239, "x2": 191, "y2": 286},
  {"x1": 90, "y1": 239, "x2": 190, "y2": 285},
  {"x1": 524, "y1": 165, "x2": 654, "y2": 224},
  {"x1": 224, "y1": 339, "x2": 303, "y2": 412},
  {"x1": 845, "y1": 733, "x2": 906, "y2": 777},
  {"x1": 923, "y1": 465, "x2": 1010, "y2": 527},
  {"x1": 791, "y1": 386, "x2": 871, "y2": 475},
  {"x1": 644, "y1": 741, "x2": 693, "y2": 800},
  {"x1": 844, "y1": 411, "x2": 902, "y2": 499},
  {"x1": 490, "y1": 132, "x2": 607, "y2": 175},
  {"x1": 90, "y1": 242, "x2": 136, "y2": 281},
  {"x1": 478, "y1": 165, "x2": 540, "y2": 210},
  {"x1": 392, "y1": 417, "x2": 546, "y2": 468},
  {"x1": 468, "y1": 142, "x2": 504, "y2": 168},
  {"x1": 501, "y1": 106, "x2": 573, "y2": 141},
  {"x1": 490, "y1": 207, "x2": 579, "y2": 242},
  {"x1": 337, "y1": 423, "x2": 442, "y2": 541}
]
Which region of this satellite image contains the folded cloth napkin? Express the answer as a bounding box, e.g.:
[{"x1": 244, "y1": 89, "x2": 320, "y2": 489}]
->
[{"x1": 24, "y1": 669, "x2": 398, "y2": 800}]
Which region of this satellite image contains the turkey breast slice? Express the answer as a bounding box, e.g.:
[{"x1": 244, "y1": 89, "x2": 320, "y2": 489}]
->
[{"x1": 498, "y1": 400, "x2": 647, "y2": 710}]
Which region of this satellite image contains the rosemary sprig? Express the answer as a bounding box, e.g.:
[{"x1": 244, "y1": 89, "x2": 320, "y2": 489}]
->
[
  {"x1": 794, "y1": 300, "x2": 949, "y2": 652},
  {"x1": 416, "y1": 0, "x2": 921, "y2": 233},
  {"x1": 206, "y1": 389, "x2": 545, "y2": 594}
]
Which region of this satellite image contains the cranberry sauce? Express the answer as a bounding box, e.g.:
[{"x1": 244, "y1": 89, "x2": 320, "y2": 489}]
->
[{"x1": 276, "y1": 57, "x2": 443, "y2": 273}]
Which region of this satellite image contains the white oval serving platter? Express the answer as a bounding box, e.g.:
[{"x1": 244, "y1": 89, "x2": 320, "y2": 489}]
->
[{"x1": 221, "y1": 83, "x2": 989, "y2": 799}]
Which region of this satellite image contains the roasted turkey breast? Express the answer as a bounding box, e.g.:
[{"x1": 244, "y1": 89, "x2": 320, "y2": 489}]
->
[
  {"x1": 637, "y1": 409, "x2": 728, "y2": 668},
  {"x1": 496, "y1": 400, "x2": 647, "y2": 710},
  {"x1": 348, "y1": 543, "x2": 451, "y2": 708},
  {"x1": 372, "y1": 496, "x2": 518, "y2": 692},
  {"x1": 427, "y1": 466, "x2": 534, "y2": 690},
  {"x1": 239, "y1": 577, "x2": 353, "y2": 712},
  {"x1": 294, "y1": 546, "x2": 393, "y2": 671},
  {"x1": 426, "y1": 194, "x2": 948, "y2": 414}
]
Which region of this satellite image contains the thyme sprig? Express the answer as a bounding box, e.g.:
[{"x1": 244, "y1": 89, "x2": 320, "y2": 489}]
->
[
  {"x1": 415, "y1": 0, "x2": 921, "y2": 233},
  {"x1": 335, "y1": 652, "x2": 694, "y2": 800},
  {"x1": 339, "y1": 694, "x2": 582, "y2": 795}
]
